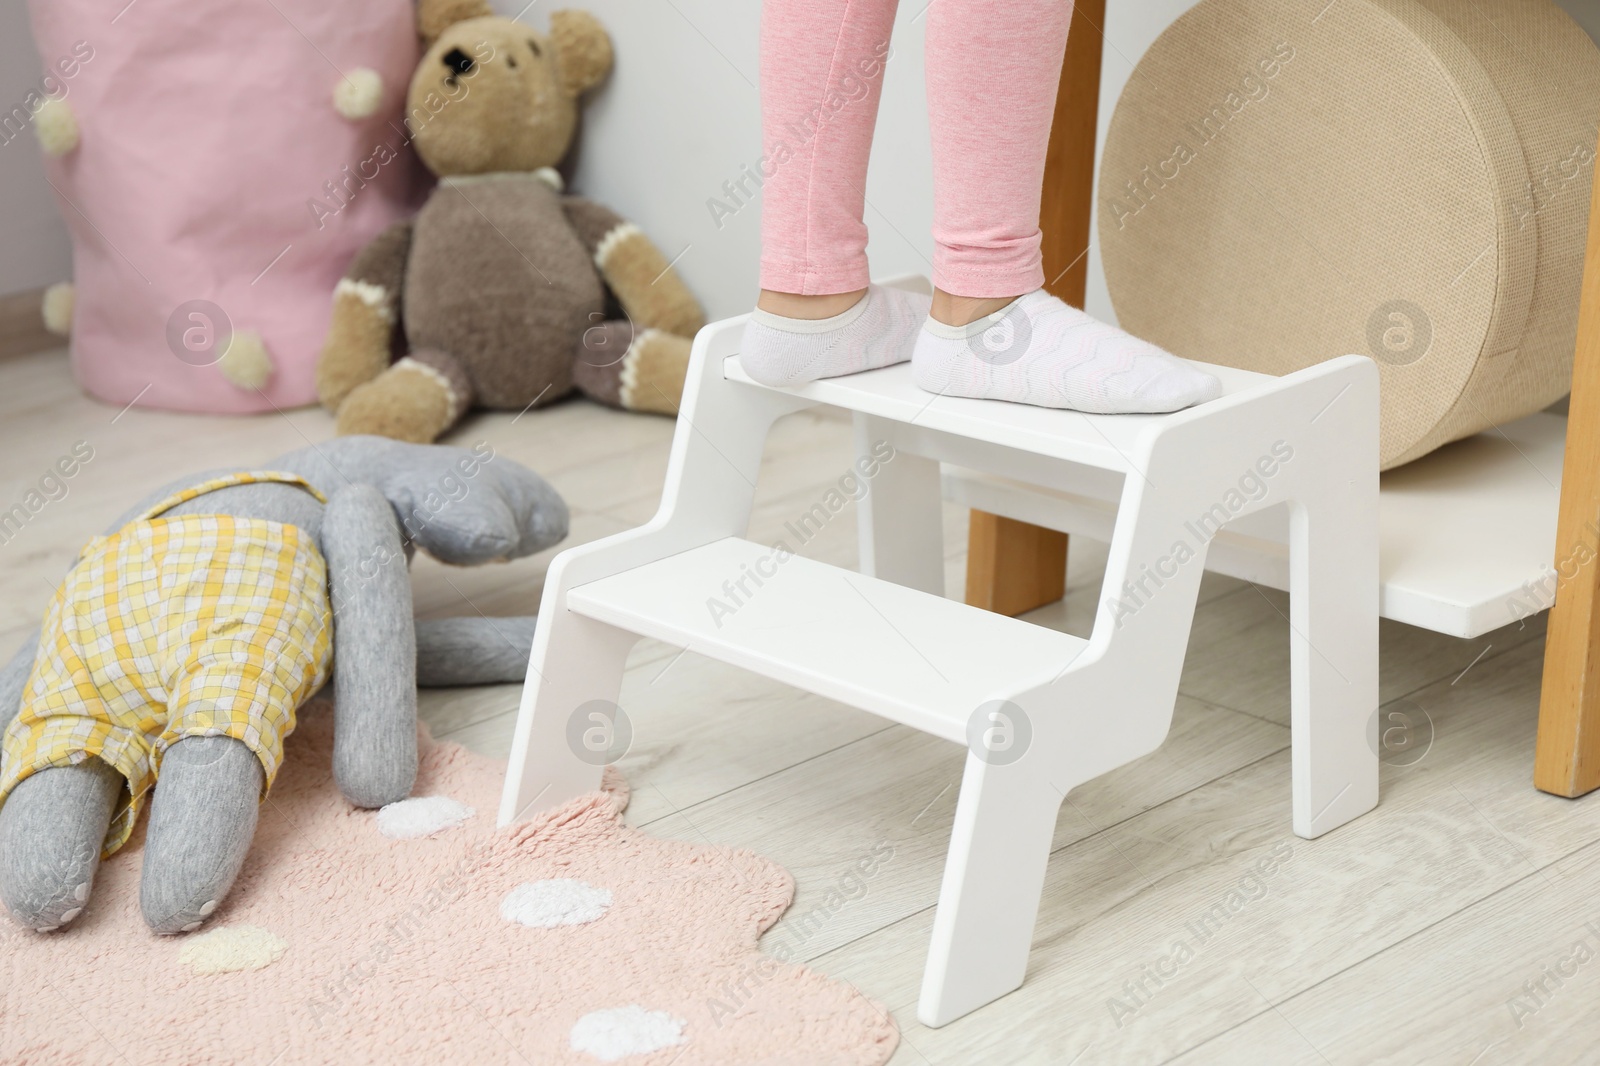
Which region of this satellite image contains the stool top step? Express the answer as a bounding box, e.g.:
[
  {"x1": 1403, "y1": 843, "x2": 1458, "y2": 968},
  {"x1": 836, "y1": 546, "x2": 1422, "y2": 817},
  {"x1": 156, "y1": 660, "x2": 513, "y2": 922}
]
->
[
  {"x1": 723, "y1": 355, "x2": 1280, "y2": 475},
  {"x1": 567, "y1": 536, "x2": 1087, "y2": 741}
]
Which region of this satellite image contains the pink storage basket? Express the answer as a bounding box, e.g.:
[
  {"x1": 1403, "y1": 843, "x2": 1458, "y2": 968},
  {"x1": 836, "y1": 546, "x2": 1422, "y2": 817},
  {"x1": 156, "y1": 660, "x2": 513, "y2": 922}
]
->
[{"x1": 27, "y1": 0, "x2": 425, "y2": 412}]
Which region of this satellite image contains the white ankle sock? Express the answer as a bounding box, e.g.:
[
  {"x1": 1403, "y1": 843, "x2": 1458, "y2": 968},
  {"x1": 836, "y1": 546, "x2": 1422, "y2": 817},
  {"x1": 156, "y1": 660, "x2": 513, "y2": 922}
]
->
[
  {"x1": 739, "y1": 284, "x2": 932, "y2": 388},
  {"x1": 912, "y1": 289, "x2": 1222, "y2": 414}
]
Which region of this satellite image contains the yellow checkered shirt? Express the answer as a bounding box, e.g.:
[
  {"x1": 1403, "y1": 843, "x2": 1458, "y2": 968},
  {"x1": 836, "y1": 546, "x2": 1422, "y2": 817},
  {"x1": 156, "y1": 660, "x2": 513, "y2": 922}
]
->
[{"x1": 0, "y1": 472, "x2": 333, "y2": 855}]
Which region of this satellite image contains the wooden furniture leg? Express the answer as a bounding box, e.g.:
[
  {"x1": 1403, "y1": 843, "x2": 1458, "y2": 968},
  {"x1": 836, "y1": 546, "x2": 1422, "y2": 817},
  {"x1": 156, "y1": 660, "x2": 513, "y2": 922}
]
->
[
  {"x1": 1535, "y1": 128, "x2": 1600, "y2": 798},
  {"x1": 966, "y1": 513, "x2": 1070, "y2": 615},
  {"x1": 964, "y1": 0, "x2": 1105, "y2": 616}
]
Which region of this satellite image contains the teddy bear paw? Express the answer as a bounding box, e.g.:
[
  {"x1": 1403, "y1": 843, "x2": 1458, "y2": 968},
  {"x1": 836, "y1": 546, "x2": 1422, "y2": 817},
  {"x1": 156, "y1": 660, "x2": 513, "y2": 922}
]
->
[{"x1": 335, "y1": 356, "x2": 464, "y2": 443}]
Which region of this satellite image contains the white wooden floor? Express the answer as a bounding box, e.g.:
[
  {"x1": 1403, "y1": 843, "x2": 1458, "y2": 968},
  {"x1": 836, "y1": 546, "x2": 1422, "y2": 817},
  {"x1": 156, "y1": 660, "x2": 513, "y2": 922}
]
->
[{"x1": 1, "y1": 348, "x2": 1593, "y2": 1064}]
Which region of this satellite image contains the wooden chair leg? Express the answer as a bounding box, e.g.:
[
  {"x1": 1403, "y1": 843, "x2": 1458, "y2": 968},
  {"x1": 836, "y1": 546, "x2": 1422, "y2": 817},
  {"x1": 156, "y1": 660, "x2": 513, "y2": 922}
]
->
[
  {"x1": 965, "y1": 512, "x2": 1067, "y2": 616},
  {"x1": 1038, "y1": 0, "x2": 1106, "y2": 309},
  {"x1": 964, "y1": 0, "x2": 1104, "y2": 617},
  {"x1": 1535, "y1": 126, "x2": 1600, "y2": 798}
]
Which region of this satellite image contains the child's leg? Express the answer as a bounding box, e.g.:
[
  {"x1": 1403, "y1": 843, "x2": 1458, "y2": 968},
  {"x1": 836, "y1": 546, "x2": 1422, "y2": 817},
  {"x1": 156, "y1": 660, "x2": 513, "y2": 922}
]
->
[
  {"x1": 925, "y1": 0, "x2": 1069, "y2": 305},
  {"x1": 914, "y1": 0, "x2": 1220, "y2": 413},
  {"x1": 757, "y1": 0, "x2": 895, "y2": 297},
  {"x1": 743, "y1": 0, "x2": 932, "y2": 387}
]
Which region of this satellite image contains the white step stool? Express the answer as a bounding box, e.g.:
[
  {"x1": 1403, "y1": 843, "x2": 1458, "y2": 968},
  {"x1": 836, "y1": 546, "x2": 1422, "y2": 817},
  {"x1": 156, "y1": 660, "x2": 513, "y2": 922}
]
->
[{"x1": 501, "y1": 277, "x2": 1381, "y2": 1027}]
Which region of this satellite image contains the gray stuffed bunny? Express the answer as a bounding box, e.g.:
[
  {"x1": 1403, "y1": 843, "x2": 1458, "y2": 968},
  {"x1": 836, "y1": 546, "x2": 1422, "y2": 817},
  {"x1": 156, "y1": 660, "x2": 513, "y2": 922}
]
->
[{"x1": 0, "y1": 436, "x2": 566, "y2": 935}]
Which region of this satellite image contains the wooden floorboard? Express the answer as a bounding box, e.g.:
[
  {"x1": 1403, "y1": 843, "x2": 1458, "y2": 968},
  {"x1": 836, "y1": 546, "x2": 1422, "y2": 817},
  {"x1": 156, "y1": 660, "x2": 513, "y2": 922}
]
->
[{"x1": 0, "y1": 351, "x2": 1590, "y2": 1063}]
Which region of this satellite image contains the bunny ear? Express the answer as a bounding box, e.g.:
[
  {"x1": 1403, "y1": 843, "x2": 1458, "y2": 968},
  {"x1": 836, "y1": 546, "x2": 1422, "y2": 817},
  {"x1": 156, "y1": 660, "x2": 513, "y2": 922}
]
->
[{"x1": 417, "y1": 0, "x2": 494, "y2": 46}]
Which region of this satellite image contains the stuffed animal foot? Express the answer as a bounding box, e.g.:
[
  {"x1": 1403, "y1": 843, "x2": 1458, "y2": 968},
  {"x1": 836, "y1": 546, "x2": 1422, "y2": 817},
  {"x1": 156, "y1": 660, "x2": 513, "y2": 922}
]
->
[
  {"x1": 573, "y1": 323, "x2": 690, "y2": 416},
  {"x1": 0, "y1": 761, "x2": 120, "y2": 932},
  {"x1": 335, "y1": 351, "x2": 473, "y2": 443},
  {"x1": 140, "y1": 736, "x2": 263, "y2": 935}
]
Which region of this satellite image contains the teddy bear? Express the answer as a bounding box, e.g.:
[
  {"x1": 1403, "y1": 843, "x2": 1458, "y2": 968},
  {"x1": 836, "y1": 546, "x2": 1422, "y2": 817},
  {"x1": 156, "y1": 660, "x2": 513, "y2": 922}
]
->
[
  {"x1": 315, "y1": 1, "x2": 706, "y2": 443},
  {"x1": 0, "y1": 436, "x2": 566, "y2": 935}
]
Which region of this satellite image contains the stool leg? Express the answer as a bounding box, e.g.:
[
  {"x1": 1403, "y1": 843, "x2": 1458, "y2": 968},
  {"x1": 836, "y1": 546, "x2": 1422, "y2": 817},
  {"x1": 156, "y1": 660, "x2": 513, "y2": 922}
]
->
[
  {"x1": 919, "y1": 754, "x2": 1062, "y2": 1027},
  {"x1": 1287, "y1": 493, "x2": 1379, "y2": 838},
  {"x1": 854, "y1": 414, "x2": 945, "y2": 596},
  {"x1": 498, "y1": 613, "x2": 639, "y2": 825}
]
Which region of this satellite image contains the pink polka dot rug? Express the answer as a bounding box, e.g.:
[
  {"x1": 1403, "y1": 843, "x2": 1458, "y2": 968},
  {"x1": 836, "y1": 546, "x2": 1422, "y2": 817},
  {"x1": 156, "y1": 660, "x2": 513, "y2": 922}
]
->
[{"x1": 0, "y1": 701, "x2": 900, "y2": 1065}]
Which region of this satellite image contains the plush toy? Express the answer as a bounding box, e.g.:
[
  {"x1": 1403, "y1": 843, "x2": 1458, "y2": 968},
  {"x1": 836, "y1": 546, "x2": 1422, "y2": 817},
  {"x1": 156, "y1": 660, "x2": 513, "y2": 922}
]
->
[
  {"x1": 0, "y1": 437, "x2": 566, "y2": 934},
  {"x1": 316, "y1": 2, "x2": 706, "y2": 443}
]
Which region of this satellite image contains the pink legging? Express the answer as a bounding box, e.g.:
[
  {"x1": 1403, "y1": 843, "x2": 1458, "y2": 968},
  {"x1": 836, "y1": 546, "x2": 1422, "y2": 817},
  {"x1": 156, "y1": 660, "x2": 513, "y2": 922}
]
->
[{"x1": 759, "y1": 0, "x2": 1074, "y2": 298}]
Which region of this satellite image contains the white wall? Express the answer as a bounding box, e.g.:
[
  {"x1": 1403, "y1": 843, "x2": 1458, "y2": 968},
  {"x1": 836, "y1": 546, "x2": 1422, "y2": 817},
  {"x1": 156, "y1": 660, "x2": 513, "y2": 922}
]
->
[
  {"x1": 0, "y1": 5, "x2": 73, "y2": 296},
  {"x1": 5, "y1": 2, "x2": 1599, "y2": 312},
  {"x1": 554, "y1": 0, "x2": 1600, "y2": 325},
  {"x1": 1566, "y1": 2, "x2": 1600, "y2": 43}
]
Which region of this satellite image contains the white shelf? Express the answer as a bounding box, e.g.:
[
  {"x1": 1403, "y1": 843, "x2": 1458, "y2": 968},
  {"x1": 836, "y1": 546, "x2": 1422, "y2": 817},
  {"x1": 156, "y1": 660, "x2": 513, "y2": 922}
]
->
[
  {"x1": 567, "y1": 536, "x2": 1087, "y2": 740},
  {"x1": 945, "y1": 411, "x2": 1565, "y2": 638}
]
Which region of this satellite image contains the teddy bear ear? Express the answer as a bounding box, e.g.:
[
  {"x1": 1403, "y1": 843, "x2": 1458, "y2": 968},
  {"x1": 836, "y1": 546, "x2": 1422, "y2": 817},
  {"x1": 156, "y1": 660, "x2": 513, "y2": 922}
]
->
[
  {"x1": 549, "y1": 9, "x2": 614, "y2": 97},
  {"x1": 418, "y1": 0, "x2": 494, "y2": 46}
]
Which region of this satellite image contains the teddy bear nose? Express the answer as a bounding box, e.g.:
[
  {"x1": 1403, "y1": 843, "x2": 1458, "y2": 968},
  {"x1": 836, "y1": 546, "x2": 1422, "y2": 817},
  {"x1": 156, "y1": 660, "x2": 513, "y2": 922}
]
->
[{"x1": 442, "y1": 48, "x2": 474, "y2": 76}]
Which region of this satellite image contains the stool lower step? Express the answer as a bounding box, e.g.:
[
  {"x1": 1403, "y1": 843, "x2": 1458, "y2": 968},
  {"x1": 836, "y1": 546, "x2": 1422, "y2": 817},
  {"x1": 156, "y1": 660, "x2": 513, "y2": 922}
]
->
[{"x1": 567, "y1": 536, "x2": 1085, "y2": 741}]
